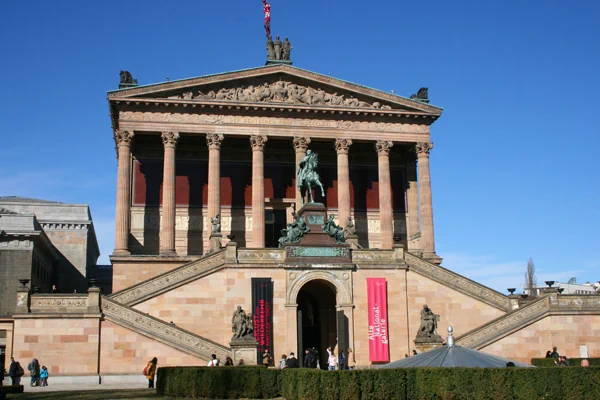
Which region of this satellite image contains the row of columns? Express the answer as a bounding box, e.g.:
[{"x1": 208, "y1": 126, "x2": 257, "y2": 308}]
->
[{"x1": 113, "y1": 130, "x2": 437, "y2": 256}]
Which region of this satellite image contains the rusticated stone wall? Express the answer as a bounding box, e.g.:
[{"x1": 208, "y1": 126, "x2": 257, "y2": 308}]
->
[
  {"x1": 99, "y1": 321, "x2": 205, "y2": 374},
  {"x1": 12, "y1": 318, "x2": 100, "y2": 375},
  {"x1": 480, "y1": 314, "x2": 600, "y2": 363}
]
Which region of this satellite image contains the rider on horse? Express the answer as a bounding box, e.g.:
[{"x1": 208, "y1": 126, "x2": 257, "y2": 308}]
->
[{"x1": 297, "y1": 150, "x2": 325, "y2": 205}]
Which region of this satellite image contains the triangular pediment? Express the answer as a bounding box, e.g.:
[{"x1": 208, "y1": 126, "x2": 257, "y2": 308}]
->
[{"x1": 108, "y1": 65, "x2": 442, "y2": 115}]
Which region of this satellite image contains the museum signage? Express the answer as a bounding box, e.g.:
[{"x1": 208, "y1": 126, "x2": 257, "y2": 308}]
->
[
  {"x1": 252, "y1": 278, "x2": 274, "y2": 365},
  {"x1": 367, "y1": 278, "x2": 389, "y2": 362}
]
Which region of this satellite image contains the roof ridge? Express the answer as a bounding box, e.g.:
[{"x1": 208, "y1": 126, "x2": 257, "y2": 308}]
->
[{"x1": 0, "y1": 196, "x2": 64, "y2": 204}]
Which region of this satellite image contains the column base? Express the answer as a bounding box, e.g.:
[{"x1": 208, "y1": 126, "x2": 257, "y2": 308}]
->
[{"x1": 159, "y1": 250, "x2": 177, "y2": 256}]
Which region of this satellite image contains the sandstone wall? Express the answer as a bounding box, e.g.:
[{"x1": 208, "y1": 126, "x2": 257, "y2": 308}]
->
[
  {"x1": 12, "y1": 318, "x2": 100, "y2": 375},
  {"x1": 99, "y1": 321, "x2": 205, "y2": 374},
  {"x1": 406, "y1": 271, "x2": 506, "y2": 343},
  {"x1": 134, "y1": 268, "x2": 288, "y2": 360},
  {"x1": 481, "y1": 314, "x2": 600, "y2": 363},
  {"x1": 111, "y1": 260, "x2": 189, "y2": 292}
]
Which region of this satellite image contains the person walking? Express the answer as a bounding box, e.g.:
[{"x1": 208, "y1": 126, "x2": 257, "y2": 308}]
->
[
  {"x1": 40, "y1": 366, "x2": 49, "y2": 387},
  {"x1": 262, "y1": 349, "x2": 272, "y2": 368},
  {"x1": 327, "y1": 351, "x2": 337, "y2": 371},
  {"x1": 303, "y1": 348, "x2": 315, "y2": 369},
  {"x1": 27, "y1": 358, "x2": 40, "y2": 387},
  {"x1": 144, "y1": 358, "x2": 157, "y2": 389},
  {"x1": 347, "y1": 348, "x2": 356, "y2": 370},
  {"x1": 285, "y1": 352, "x2": 299, "y2": 368},
  {"x1": 8, "y1": 357, "x2": 22, "y2": 385}
]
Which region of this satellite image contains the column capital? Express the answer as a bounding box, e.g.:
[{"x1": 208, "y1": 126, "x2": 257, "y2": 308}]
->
[
  {"x1": 206, "y1": 133, "x2": 224, "y2": 150},
  {"x1": 114, "y1": 130, "x2": 134, "y2": 148},
  {"x1": 375, "y1": 140, "x2": 393, "y2": 156},
  {"x1": 334, "y1": 138, "x2": 353, "y2": 154},
  {"x1": 293, "y1": 136, "x2": 311, "y2": 152},
  {"x1": 161, "y1": 131, "x2": 180, "y2": 149},
  {"x1": 250, "y1": 135, "x2": 268, "y2": 151},
  {"x1": 416, "y1": 141, "x2": 434, "y2": 156}
]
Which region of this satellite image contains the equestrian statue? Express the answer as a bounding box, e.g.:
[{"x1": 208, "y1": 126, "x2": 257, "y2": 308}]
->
[{"x1": 297, "y1": 149, "x2": 325, "y2": 205}]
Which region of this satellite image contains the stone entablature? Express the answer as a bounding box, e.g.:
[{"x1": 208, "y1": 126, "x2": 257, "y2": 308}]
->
[
  {"x1": 30, "y1": 294, "x2": 88, "y2": 311},
  {"x1": 237, "y1": 249, "x2": 284, "y2": 263},
  {"x1": 406, "y1": 252, "x2": 510, "y2": 311},
  {"x1": 40, "y1": 222, "x2": 89, "y2": 230}
]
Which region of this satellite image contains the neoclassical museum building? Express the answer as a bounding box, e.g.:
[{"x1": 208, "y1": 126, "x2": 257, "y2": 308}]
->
[{"x1": 3, "y1": 57, "x2": 600, "y2": 381}]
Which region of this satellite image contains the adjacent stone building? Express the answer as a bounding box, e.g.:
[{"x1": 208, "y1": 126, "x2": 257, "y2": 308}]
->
[{"x1": 4, "y1": 61, "x2": 600, "y2": 382}]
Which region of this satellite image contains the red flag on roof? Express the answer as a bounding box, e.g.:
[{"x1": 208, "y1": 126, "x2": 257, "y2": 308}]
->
[{"x1": 263, "y1": 0, "x2": 271, "y2": 38}]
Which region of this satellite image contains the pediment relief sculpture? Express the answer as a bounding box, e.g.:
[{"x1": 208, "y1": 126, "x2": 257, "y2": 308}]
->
[{"x1": 167, "y1": 80, "x2": 395, "y2": 110}]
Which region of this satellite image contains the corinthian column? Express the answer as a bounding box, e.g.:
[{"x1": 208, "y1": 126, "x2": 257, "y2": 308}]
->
[
  {"x1": 416, "y1": 142, "x2": 438, "y2": 260},
  {"x1": 406, "y1": 158, "x2": 420, "y2": 243},
  {"x1": 293, "y1": 137, "x2": 311, "y2": 210},
  {"x1": 160, "y1": 131, "x2": 179, "y2": 255},
  {"x1": 335, "y1": 138, "x2": 352, "y2": 227},
  {"x1": 206, "y1": 134, "x2": 224, "y2": 225},
  {"x1": 250, "y1": 135, "x2": 268, "y2": 248},
  {"x1": 113, "y1": 130, "x2": 134, "y2": 255},
  {"x1": 376, "y1": 140, "x2": 394, "y2": 249}
]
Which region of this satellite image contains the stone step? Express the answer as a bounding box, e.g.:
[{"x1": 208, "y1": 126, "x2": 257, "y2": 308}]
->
[
  {"x1": 456, "y1": 296, "x2": 550, "y2": 349},
  {"x1": 109, "y1": 249, "x2": 227, "y2": 306},
  {"x1": 101, "y1": 296, "x2": 230, "y2": 361}
]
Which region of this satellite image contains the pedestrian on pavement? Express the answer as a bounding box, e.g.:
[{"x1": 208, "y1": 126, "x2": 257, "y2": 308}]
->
[
  {"x1": 224, "y1": 356, "x2": 234, "y2": 366},
  {"x1": 207, "y1": 354, "x2": 219, "y2": 367},
  {"x1": 550, "y1": 346, "x2": 559, "y2": 360},
  {"x1": 347, "y1": 348, "x2": 356, "y2": 370},
  {"x1": 262, "y1": 349, "x2": 272, "y2": 367},
  {"x1": 327, "y1": 351, "x2": 337, "y2": 371},
  {"x1": 339, "y1": 350, "x2": 345, "y2": 370},
  {"x1": 285, "y1": 352, "x2": 299, "y2": 368},
  {"x1": 144, "y1": 357, "x2": 157, "y2": 389},
  {"x1": 40, "y1": 366, "x2": 49, "y2": 387},
  {"x1": 303, "y1": 348, "x2": 316, "y2": 369},
  {"x1": 8, "y1": 357, "x2": 22, "y2": 385},
  {"x1": 27, "y1": 358, "x2": 40, "y2": 387}
]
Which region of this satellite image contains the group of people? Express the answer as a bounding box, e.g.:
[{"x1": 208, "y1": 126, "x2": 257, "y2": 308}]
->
[
  {"x1": 301, "y1": 346, "x2": 354, "y2": 370},
  {"x1": 2, "y1": 357, "x2": 48, "y2": 387},
  {"x1": 544, "y1": 346, "x2": 590, "y2": 367}
]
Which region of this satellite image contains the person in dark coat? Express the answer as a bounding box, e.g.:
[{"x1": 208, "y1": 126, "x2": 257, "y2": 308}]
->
[
  {"x1": 285, "y1": 352, "x2": 299, "y2": 368},
  {"x1": 8, "y1": 357, "x2": 21, "y2": 385},
  {"x1": 303, "y1": 348, "x2": 317, "y2": 369},
  {"x1": 0, "y1": 358, "x2": 4, "y2": 386}
]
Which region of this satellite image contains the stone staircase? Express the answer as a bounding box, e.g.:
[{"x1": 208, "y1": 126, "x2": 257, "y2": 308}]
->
[
  {"x1": 110, "y1": 249, "x2": 227, "y2": 306},
  {"x1": 102, "y1": 249, "x2": 231, "y2": 361},
  {"x1": 456, "y1": 294, "x2": 600, "y2": 349},
  {"x1": 405, "y1": 252, "x2": 511, "y2": 311},
  {"x1": 102, "y1": 296, "x2": 230, "y2": 361}
]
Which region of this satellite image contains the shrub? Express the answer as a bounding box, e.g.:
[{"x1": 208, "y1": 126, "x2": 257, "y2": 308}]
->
[
  {"x1": 531, "y1": 357, "x2": 600, "y2": 367},
  {"x1": 158, "y1": 365, "x2": 600, "y2": 399}
]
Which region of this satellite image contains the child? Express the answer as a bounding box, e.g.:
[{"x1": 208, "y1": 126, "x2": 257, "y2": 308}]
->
[{"x1": 40, "y1": 366, "x2": 49, "y2": 387}]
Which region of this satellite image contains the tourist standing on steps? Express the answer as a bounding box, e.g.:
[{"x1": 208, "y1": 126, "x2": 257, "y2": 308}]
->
[
  {"x1": 327, "y1": 351, "x2": 337, "y2": 371},
  {"x1": 285, "y1": 352, "x2": 299, "y2": 368},
  {"x1": 145, "y1": 357, "x2": 157, "y2": 389},
  {"x1": 278, "y1": 354, "x2": 287, "y2": 369},
  {"x1": 27, "y1": 358, "x2": 40, "y2": 387}
]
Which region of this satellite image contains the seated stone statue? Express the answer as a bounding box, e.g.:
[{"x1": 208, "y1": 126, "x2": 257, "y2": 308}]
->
[{"x1": 417, "y1": 304, "x2": 440, "y2": 338}]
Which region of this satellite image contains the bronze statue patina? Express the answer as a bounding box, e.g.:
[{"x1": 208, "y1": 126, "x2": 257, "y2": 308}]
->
[
  {"x1": 322, "y1": 215, "x2": 345, "y2": 244},
  {"x1": 417, "y1": 304, "x2": 439, "y2": 338},
  {"x1": 297, "y1": 150, "x2": 325, "y2": 205},
  {"x1": 278, "y1": 214, "x2": 310, "y2": 247}
]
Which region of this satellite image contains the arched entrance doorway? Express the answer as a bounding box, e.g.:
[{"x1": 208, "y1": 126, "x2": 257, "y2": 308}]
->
[{"x1": 296, "y1": 279, "x2": 338, "y2": 369}]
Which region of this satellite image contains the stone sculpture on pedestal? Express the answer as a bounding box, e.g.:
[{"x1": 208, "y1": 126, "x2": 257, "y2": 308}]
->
[
  {"x1": 414, "y1": 304, "x2": 443, "y2": 352},
  {"x1": 230, "y1": 305, "x2": 258, "y2": 365},
  {"x1": 297, "y1": 150, "x2": 325, "y2": 205}
]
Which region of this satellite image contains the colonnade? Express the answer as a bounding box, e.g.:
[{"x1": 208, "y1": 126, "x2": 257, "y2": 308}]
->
[{"x1": 112, "y1": 131, "x2": 437, "y2": 257}]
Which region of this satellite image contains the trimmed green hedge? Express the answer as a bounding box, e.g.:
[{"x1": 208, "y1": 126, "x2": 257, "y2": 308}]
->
[
  {"x1": 531, "y1": 358, "x2": 600, "y2": 367},
  {"x1": 157, "y1": 366, "x2": 600, "y2": 400}
]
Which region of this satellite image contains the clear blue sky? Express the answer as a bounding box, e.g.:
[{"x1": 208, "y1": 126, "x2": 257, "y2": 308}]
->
[{"x1": 1, "y1": 1, "x2": 598, "y2": 292}]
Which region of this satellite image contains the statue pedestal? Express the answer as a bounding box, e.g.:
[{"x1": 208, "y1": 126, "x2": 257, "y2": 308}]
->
[
  {"x1": 285, "y1": 203, "x2": 351, "y2": 264},
  {"x1": 414, "y1": 335, "x2": 444, "y2": 353},
  {"x1": 208, "y1": 233, "x2": 222, "y2": 253},
  {"x1": 230, "y1": 337, "x2": 258, "y2": 366}
]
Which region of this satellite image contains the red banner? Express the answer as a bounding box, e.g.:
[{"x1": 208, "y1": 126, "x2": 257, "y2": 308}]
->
[{"x1": 367, "y1": 278, "x2": 389, "y2": 362}]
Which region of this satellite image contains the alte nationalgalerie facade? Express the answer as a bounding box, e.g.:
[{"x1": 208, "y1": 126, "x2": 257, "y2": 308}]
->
[{"x1": 3, "y1": 62, "x2": 600, "y2": 381}]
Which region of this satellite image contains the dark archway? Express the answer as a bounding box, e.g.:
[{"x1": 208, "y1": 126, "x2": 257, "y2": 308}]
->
[{"x1": 296, "y1": 279, "x2": 337, "y2": 369}]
